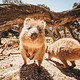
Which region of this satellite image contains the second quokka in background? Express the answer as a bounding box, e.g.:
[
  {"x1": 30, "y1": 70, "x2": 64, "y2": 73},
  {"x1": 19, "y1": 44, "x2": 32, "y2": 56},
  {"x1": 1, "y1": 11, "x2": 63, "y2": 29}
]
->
[
  {"x1": 20, "y1": 18, "x2": 46, "y2": 68},
  {"x1": 46, "y1": 38, "x2": 80, "y2": 68}
]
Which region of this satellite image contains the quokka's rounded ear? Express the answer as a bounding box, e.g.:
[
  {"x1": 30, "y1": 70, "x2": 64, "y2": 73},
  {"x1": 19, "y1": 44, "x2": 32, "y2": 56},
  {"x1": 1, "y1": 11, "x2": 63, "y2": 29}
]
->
[
  {"x1": 25, "y1": 18, "x2": 31, "y2": 21},
  {"x1": 41, "y1": 20, "x2": 46, "y2": 29},
  {"x1": 24, "y1": 18, "x2": 32, "y2": 26}
]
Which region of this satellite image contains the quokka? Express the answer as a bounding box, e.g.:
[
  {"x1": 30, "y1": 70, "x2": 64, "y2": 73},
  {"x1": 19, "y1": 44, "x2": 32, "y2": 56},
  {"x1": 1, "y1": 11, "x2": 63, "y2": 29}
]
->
[
  {"x1": 20, "y1": 18, "x2": 46, "y2": 67},
  {"x1": 46, "y1": 38, "x2": 80, "y2": 68}
]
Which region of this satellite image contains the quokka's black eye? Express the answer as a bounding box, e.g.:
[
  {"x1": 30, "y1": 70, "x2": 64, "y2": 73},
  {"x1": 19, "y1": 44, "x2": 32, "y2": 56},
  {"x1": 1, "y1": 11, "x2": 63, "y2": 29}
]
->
[
  {"x1": 27, "y1": 27, "x2": 31, "y2": 30},
  {"x1": 39, "y1": 29, "x2": 42, "y2": 33}
]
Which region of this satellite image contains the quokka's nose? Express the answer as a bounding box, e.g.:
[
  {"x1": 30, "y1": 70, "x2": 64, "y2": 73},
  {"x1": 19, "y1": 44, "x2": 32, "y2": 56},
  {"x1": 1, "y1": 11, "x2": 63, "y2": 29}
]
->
[{"x1": 31, "y1": 33, "x2": 38, "y2": 40}]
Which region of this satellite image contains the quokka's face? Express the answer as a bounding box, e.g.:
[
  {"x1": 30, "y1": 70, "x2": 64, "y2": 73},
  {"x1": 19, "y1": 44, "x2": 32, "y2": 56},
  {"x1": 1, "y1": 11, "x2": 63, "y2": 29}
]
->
[{"x1": 20, "y1": 18, "x2": 46, "y2": 47}]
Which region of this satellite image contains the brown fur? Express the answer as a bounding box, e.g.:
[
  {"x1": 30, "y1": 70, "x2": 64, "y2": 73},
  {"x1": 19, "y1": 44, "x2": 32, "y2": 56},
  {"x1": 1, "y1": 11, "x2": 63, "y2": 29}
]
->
[
  {"x1": 47, "y1": 38, "x2": 80, "y2": 68},
  {"x1": 20, "y1": 18, "x2": 46, "y2": 67}
]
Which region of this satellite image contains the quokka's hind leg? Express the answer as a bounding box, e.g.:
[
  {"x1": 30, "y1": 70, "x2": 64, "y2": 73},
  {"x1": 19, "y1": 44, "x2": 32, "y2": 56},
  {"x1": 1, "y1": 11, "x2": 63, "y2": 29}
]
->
[
  {"x1": 37, "y1": 52, "x2": 45, "y2": 73},
  {"x1": 37, "y1": 46, "x2": 45, "y2": 67},
  {"x1": 21, "y1": 52, "x2": 27, "y2": 65},
  {"x1": 37, "y1": 56, "x2": 44, "y2": 67},
  {"x1": 70, "y1": 61, "x2": 76, "y2": 68},
  {"x1": 37, "y1": 57, "x2": 43, "y2": 73},
  {"x1": 60, "y1": 58, "x2": 69, "y2": 68}
]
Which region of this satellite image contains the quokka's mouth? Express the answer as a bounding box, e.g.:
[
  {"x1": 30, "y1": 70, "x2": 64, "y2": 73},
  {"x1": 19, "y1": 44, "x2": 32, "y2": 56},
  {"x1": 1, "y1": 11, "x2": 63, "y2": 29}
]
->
[{"x1": 31, "y1": 33, "x2": 38, "y2": 40}]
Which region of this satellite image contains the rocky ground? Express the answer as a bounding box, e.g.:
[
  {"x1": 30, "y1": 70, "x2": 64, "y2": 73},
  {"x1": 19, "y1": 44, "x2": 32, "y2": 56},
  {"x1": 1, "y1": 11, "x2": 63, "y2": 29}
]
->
[{"x1": 0, "y1": 38, "x2": 80, "y2": 80}]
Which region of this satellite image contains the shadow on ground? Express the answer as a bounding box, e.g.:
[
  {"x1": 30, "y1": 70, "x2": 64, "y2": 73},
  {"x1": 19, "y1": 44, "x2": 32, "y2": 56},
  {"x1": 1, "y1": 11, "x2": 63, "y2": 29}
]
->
[
  {"x1": 46, "y1": 59, "x2": 80, "y2": 80},
  {"x1": 20, "y1": 63, "x2": 53, "y2": 80}
]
